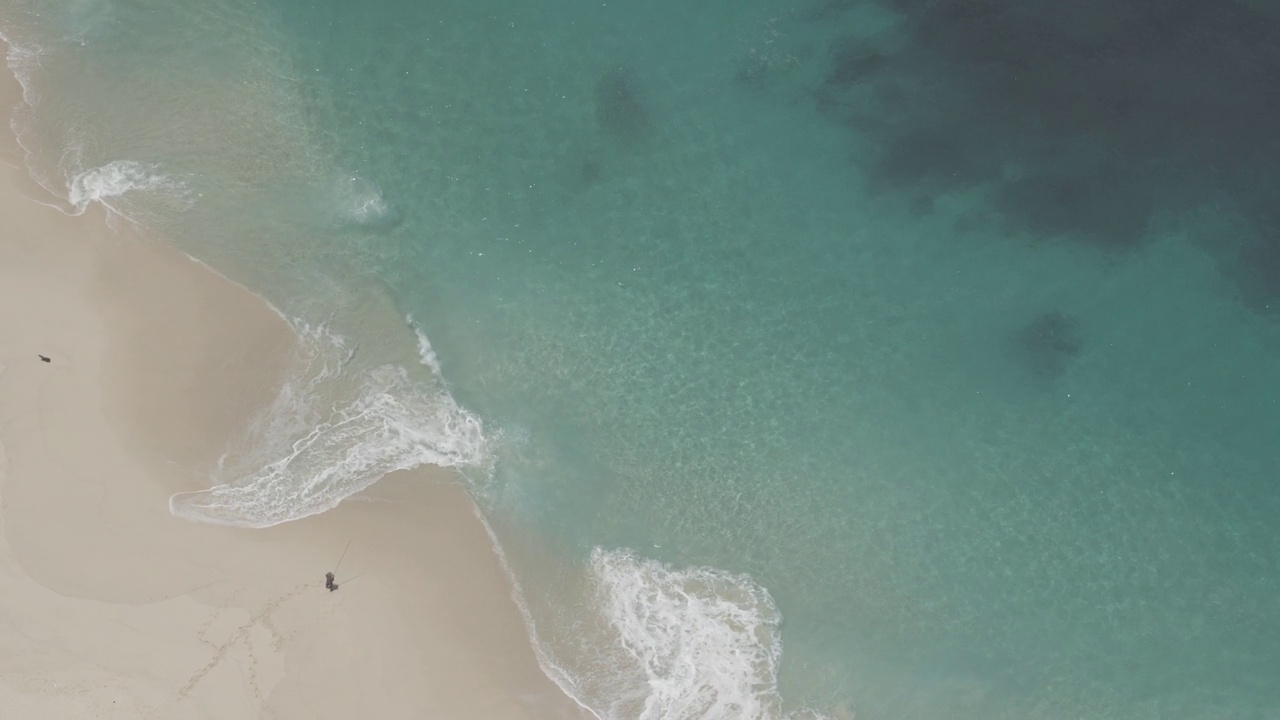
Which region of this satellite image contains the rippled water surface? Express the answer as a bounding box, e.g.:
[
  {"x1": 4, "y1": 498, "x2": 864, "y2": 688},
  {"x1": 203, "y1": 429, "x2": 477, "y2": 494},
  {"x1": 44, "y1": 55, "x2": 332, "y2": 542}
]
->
[{"x1": 4, "y1": 1, "x2": 1280, "y2": 717}]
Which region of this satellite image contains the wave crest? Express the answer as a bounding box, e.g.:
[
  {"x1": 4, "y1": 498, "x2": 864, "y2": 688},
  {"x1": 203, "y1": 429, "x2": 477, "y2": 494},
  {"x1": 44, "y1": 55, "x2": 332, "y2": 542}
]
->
[
  {"x1": 170, "y1": 322, "x2": 487, "y2": 528},
  {"x1": 584, "y1": 548, "x2": 830, "y2": 720},
  {"x1": 67, "y1": 159, "x2": 191, "y2": 214},
  {"x1": 407, "y1": 315, "x2": 444, "y2": 376}
]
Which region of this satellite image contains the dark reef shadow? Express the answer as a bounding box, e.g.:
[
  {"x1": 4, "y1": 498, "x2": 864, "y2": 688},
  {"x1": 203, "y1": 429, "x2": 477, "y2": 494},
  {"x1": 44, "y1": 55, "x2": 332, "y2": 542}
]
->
[
  {"x1": 595, "y1": 65, "x2": 652, "y2": 147},
  {"x1": 791, "y1": 0, "x2": 1280, "y2": 305},
  {"x1": 867, "y1": 128, "x2": 997, "y2": 196},
  {"x1": 579, "y1": 156, "x2": 603, "y2": 186},
  {"x1": 1216, "y1": 234, "x2": 1280, "y2": 313},
  {"x1": 825, "y1": 42, "x2": 887, "y2": 89},
  {"x1": 1010, "y1": 310, "x2": 1083, "y2": 380},
  {"x1": 993, "y1": 169, "x2": 1154, "y2": 248}
]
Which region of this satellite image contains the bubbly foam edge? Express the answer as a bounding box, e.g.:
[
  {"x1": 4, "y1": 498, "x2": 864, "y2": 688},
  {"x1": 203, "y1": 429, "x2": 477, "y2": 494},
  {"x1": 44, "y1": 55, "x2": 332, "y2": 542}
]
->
[
  {"x1": 0, "y1": 21, "x2": 608, "y2": 718},
  {"x1": 2, "y1": 27, "x2": 836, "y2": 720},
  {"x1": 474, "y1": 508, "x2": 607, "y2": 720}
]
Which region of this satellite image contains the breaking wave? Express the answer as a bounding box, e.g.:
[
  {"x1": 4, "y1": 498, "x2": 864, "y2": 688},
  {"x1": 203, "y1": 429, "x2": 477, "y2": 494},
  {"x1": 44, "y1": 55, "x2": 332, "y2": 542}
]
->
[
  {"x1": 567, "y1": 548, "x2": 831, "y2": 720},
  {"x1": 4, "y1": 37, "x2": 190, "y2": 218},
  {"x1": 7, "y1": 19, "x2": 839, "y2": 720},
  {"x1": 66, "y1": 158, "x2": 191, "y2": 215},
  {"x1": 407, "y1": 314, "x2": 444, "y2": 376},
  {"x1": 170, "y1": 321, "x2": 488, "y2": 528}
]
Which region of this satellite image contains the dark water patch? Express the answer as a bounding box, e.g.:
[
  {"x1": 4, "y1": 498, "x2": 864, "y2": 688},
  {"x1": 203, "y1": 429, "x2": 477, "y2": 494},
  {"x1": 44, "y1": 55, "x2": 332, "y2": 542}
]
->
[
  {"x1": 580, "y1": 157, "x2": 602, "y2": 186},
  {"x1": 907, "y1": 193, "x2": 934, "y2": 217},
  {"x1": 1220, "y1": 234, "x2": 1280, "y2": 313},
  {"x1": 800, "y1": 0, "x2": 858, "y2": 23},
  {"x1": 1186, "y1": 202, "x2": 1280, "y2": 313},
  {"x1": 595, "y1": 65, "x2": 651, "y2": 146},
  {"x1": 916, "y1": 0, "x2": 1280, "y2": 160},
  {"x1": 813, "y1": 40, "x2": 888, "y2": 120},
  {"x1": 866, "y1": 128, "x2": 999, "y2": 196},
  {"x1": 1011, "y1": 311, "x2": 1083, "y2": 379},
  {"x1": 993, "y1": 170, "x2": 1154, "y2": 247},
  {"x1": 826, "y1": 42, "x2": 887, "y2": 89},
  {"x1": 811, "y1": 37, "x2": 902, "y2": 127},
  {"x1": 799, "y1": 0, "x2": 1280, "y2": 280}
]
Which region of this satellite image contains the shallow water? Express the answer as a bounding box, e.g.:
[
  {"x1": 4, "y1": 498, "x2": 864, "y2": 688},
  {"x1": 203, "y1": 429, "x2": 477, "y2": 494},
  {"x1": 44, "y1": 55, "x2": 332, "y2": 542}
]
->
[{"x1": 4, "y1": 0, "x2": 1280, "y2": 718}]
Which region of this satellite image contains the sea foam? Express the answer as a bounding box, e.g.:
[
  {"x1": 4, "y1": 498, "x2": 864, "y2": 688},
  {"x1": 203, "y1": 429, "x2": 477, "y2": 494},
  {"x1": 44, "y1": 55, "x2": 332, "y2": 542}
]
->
[
  {"x1": 407, "y1": 315, "x2": 444, "y2": 376},
  {"x1": 1, "y1": 30, "x2": 57, "y2": 196},
  {"x1": 66, "y1": 159, "x2": 191, "y2": 215},
  {"x1": 1, "y1": 28, "x2": 39, "y2": 98},
  {"x1": 171, "y1": 321, "x2": 487, "y2": 528},
  {"x1": 582, "y1": 548, "x2": 831, "y2": 720},
  {"x1": 334, "y1": 172, "x2": 400, "y2": 230},
  {"x1": 2, "y1": 25, "x2": 190, "y2": 218}
]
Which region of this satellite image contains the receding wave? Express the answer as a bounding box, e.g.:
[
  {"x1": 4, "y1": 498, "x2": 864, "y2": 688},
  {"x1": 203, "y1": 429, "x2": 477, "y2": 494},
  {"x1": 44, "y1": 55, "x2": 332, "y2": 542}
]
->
[
  {"x1": 66, "y1": 158, "x2": 191, "y2": 215},
  {"x1": 407, "y1": 315, "x2": 444, "y2": 376},
  {"x1": 2, "y1": 27, "x2": 55, "y2": 194},
  {"x1": 171, "y1": 321, "x2": 488, "y2": 528},
  {"x1": 3, "y1": 34, "x2": 188, "y2": 219},
  {"x1": 0, "y1": 25, "x2": 38, "y2": 100},
  {"x1": 11, "y1": 15, "x2": 835, "y2": 720},
  {"x1": 564, "y1": 548, "x2": 830, "y2": 720}
]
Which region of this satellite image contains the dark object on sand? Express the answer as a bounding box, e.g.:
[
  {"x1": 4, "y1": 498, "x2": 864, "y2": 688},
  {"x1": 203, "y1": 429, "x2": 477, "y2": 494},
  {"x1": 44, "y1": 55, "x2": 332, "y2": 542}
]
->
[
  {"x1": 1013, "y1": 310, "x2": 1082, "y2": 379},
  {"x1": 38, "y1": 355, "x2": 51, "y2": 363},
  {"x1": 325, "y1": 571, "x2": 338, "y2": 592}
]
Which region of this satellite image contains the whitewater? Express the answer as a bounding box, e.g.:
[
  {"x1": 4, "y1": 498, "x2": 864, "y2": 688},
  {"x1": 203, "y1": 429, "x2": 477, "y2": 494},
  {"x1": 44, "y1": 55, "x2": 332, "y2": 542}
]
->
[{"x1": 7, "y1": 1, "x2": 1280, "y2": 717}]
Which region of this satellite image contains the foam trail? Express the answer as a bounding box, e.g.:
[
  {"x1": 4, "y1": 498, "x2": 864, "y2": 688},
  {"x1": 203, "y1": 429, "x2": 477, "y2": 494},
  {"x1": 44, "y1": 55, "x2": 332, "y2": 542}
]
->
[
  {"x1": 65, "y1": 158, "x2": 191, "y2": 216},
  {"x1": 584, "y1": 548, "x2": 832, "y2": 720},
  {"x1": 1, "y1": 29, "x2": 59, "y2": 200},
  {"x1": 1, "y1": 29, "x2": 40, "y2": 103},
  {"x1": 171, "y1": 322, "x2": 487, "y2": 528},
  {"x1": 210, "y1": 320, "x2": 355, "y2": 480},
  {"x1": 407, "y1": 315, "x2": 444, "y2": 376},
  {"x1": 2, "y1": 29, "x2": 190, "y2": 219},
  {"x1": 171, "y1": 366, "x2": 486, "y2": 527},
  {"x1": 334, "y1": 172, "x2": 400, "y2": 229}
]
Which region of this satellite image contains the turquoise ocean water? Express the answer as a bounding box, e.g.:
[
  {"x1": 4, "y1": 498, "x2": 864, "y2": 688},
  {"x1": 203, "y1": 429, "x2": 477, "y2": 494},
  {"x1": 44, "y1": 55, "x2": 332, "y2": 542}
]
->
[{"x1": 4, "y1": 1, "x2": 1280, "y2": 717}]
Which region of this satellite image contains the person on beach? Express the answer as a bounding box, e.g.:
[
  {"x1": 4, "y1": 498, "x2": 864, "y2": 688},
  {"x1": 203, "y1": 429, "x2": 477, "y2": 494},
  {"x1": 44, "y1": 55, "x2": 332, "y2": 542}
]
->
[{"x1": 325, "y1": 572, "x2": 338, "y2": 592}]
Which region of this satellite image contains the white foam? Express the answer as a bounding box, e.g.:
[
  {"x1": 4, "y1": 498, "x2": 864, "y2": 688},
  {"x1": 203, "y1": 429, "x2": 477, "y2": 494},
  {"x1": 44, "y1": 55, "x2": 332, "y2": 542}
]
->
[
  {"x1": 2, "y1": 36, "x2": 192, "y2": 220},
  {"x1": 2, "y1": 30, "x2": 58, "y2": 199},
  {"x1": 1, "y1": 29, "x2": 41, "y2": 91},
  {"x1": 171, "y1": 321, "x2": 487, "y2": 528},
  {"x1": 585, "y1": 548, "x2": 832, "y2": 720},
  {"x1": 406, "y1": 314, "x2": 444, "y2": 376},
  {"x1": 66, "y1": 158, "x2": 191, "y2": 215},
  {"x1": 171, "y1": 365, "x2": 486, "y2": 527},
  {"x1": 335, "y1": 173, "x2": 400, "y2": 229},
  {"x1": 211, "y1": 319, "x2": 355, "y2": 481}
]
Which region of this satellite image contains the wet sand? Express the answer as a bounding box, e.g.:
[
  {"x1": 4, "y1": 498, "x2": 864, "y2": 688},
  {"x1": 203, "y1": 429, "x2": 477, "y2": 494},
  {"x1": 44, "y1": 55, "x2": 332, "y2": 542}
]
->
[{"x1": 0, "y1": 69, "x2": 588, "y2": 720}]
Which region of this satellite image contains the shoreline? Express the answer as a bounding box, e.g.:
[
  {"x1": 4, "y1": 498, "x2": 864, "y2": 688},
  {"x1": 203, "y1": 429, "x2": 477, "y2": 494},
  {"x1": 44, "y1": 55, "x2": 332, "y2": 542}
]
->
[{"x1": 0, "y1": 63, "x2": 589, "y2": 719}]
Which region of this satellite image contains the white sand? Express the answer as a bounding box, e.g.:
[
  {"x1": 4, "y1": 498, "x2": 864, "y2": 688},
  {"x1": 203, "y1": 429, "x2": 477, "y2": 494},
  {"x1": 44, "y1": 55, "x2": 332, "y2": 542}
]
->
[{"x1": 0, "y1": 69, "x2": 589, "y2": 720}]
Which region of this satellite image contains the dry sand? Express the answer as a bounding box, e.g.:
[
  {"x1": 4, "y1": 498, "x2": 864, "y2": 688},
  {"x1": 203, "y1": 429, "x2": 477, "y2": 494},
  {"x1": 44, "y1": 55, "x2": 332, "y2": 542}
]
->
[{"x1": 0, "y1": 69, "x2": 589, "y2": 720}]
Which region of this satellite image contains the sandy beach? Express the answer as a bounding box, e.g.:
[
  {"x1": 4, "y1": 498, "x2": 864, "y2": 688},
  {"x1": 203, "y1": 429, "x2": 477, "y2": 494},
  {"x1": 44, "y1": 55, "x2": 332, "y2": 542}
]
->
[{"x1": 0, "y1": 68, "x2": 587, "y2": 719}]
